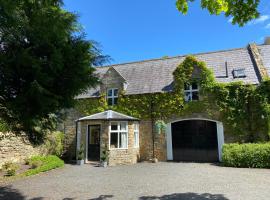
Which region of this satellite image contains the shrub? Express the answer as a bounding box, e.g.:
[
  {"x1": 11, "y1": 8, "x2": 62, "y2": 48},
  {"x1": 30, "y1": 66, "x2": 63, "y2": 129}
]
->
[
  {"x1": 222, "y1": 143, "x2": 270, "y2": 168},
  {"x1": 77, "y1": 144, "x2": 85, "y2": 160},
  {"x1": 42, "y1": 131, "x2": 64, "y2": 157},
  {"x1": 23, "y1": 155, "x2": 64, "y2": 176},
  {"x1": 2, "y1": 162, "x2": 19, "y2": 176}
]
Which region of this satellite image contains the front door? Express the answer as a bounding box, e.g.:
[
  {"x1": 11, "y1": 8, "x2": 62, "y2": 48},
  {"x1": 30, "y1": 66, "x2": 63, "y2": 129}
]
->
[{"x1": 88, "y1": 125, "x2": 100, "y2": 161}]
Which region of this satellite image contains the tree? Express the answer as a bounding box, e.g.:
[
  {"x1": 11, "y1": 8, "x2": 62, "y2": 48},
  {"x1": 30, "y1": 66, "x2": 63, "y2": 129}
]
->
[
  {"x1": 176, "y1": 0, "x2": 260, "y2": 26},
  {"x1": 0, "y1": 0, "x2": 107, "y2": 143}
]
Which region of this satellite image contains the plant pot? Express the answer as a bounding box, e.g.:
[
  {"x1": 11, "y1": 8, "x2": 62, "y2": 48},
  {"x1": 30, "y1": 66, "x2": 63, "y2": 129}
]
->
[
  {"x1": 100, "y1": 161, "x2": 107, "y2": 167},
  {"x1": 153, "y1": 158, "x2": 158, "y2": 163},
  {"x1": 77, "y1": 160, "x2": 84, "y2": 165}
]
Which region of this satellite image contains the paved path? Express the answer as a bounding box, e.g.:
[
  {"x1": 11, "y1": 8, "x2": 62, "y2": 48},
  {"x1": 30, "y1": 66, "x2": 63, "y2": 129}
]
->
[{"x1": 0, "y1": 162, "x2": 270, "y2": 200}]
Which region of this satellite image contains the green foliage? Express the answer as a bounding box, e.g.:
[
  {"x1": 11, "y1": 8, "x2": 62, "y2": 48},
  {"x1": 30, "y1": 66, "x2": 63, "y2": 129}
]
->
[
  {"x1": 155, "y1": 120, "x2": 167, "y2": 134},
  {"x1": 0, "y1": 118, "x2": 11, "y2": 132},
  {"x1": 42, "y1": 131, "x2": 64, "y2": 157},
  {"x1": 100, "y1": 146, "x2": 109, "y2": 162},
  {"x1": 0, "y1": 0, "x2": 107, "y2": 143},
  {"x1": 23, "y1": 155, "x2": 64, "y2": 176},
  {"x1": 176, "y1": 0, "x2": 260, "y2": 26},
  {"x1": 77, "y1": 144, "x2": 85, "y2": 160},
  {"x1": 222, "y1": 143, "x2": 270, "y2": 168},
  {"x1": 2, "y1": 162, "x2": 19, "y2": 176}
]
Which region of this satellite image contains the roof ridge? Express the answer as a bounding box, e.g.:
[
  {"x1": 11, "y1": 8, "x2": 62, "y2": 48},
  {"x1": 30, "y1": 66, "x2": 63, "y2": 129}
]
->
[{"x1": 96, "y1": 46, "x2": 248, "y2": 69}]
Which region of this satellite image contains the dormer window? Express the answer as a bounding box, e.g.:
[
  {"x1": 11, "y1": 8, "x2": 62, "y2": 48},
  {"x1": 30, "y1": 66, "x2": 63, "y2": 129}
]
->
[
  {"x1": 107, "y1": 88, "x2": 118, "y2": 106},
  {"x1": 184, "y1": 82, "x2": 199, "y2": 102}
]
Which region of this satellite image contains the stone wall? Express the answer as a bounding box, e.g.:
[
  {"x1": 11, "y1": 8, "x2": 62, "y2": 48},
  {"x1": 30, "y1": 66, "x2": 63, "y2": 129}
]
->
[
  {"x1": 0, "y1": 132, "x2": 39, "y2": 168},
  {"x1": 139, "y1": 120, "x2": 167, "y2": 162}
]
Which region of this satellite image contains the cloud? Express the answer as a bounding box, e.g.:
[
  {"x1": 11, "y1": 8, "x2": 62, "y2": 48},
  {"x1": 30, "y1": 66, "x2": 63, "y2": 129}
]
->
[
  {"x1": 248, "y1": 15, "x2": 270, "y2": 25},
  {"x1": 265, "y1": 23, "x2": 270, "y2": 29}
]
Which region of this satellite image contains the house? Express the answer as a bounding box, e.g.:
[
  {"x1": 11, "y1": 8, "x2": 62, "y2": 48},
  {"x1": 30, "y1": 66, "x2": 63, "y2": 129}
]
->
[{"x1": 63, "y1": 40, "x2": 270, "y2": 166}]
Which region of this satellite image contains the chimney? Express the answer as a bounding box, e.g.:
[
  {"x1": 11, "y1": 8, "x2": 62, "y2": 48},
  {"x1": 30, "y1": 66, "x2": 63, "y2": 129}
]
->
[{"x1": 264, "y1": 37, "x2": 270, "y2": 45}]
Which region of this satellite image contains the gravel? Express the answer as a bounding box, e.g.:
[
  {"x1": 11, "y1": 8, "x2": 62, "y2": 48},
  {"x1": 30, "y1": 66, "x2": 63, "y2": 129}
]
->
[{"x1": 0, "y1": 162, "x2": 270, "y2": 200}]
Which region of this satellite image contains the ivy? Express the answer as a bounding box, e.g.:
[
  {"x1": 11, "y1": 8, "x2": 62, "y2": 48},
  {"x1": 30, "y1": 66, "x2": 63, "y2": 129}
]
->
[{"x1": 75, "y1": 56, "x2": 270, "y2": 143}]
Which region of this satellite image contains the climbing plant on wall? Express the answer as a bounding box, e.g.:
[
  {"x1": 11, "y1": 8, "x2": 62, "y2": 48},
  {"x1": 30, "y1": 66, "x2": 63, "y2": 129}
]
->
[{"x1": 75, "y1": 56, "x2": 270, "y2": 143}]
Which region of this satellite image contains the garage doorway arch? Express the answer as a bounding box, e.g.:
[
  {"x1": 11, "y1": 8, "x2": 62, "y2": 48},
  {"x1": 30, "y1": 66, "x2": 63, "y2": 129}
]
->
[{"x1": 166, "y1": 118, "x2": 224, "y2": 162}]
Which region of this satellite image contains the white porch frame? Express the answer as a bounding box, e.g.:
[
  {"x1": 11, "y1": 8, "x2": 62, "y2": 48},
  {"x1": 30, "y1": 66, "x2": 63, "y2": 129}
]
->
[
  {"x1": 76, "y1": 121, "x2": 82, "y2": 160},
  {"x1": 166, "y1": 118, "x2": 225, "y2": 162}
]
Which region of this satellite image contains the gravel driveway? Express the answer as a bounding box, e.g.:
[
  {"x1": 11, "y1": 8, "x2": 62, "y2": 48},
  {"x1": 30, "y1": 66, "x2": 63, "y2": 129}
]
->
[{"x1": 0, "y1": 162, "x2": 270, "y2": 200}]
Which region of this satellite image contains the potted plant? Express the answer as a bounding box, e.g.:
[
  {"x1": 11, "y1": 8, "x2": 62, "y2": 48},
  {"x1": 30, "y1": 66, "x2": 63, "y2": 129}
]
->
[
  {"x1": 77, "y1": 144, "x2": 85, "y2": 165},
  {"x1": 100, "y1": 146, "x2": 108, "y2": 167}
]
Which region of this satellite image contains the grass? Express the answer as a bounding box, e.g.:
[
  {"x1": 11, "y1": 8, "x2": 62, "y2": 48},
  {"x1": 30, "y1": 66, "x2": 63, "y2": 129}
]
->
[{"x1": 22, "y1": 155, "x2": 64, "y2": 176}]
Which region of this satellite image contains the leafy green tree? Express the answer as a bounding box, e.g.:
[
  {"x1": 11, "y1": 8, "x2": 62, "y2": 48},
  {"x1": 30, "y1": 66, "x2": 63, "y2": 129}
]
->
[
  {"x1": 176, "y1": 0, "x2": 260, "y2": 26},
  {"x1": 0, "y1": 0, "x2": 107, "y2": 142}
]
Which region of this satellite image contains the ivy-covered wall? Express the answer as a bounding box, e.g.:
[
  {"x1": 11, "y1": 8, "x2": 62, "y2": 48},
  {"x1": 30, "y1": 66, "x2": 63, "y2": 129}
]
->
[{"x1": 75, "y1": 56, "x2": 270, "y2": 143}]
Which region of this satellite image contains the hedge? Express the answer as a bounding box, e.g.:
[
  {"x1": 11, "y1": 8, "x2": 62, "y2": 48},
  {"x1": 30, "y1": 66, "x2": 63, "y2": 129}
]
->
[
  {"x1": 222, "y1": 143, "x2": 270, "y2": 168},
  {"x1": 22, "y1": 155, "x2": 64, "y2": 176}
]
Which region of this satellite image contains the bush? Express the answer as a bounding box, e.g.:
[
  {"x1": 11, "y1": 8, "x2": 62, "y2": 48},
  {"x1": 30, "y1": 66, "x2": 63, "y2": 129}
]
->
[
  {"x1": 222, "y1": 143, "x2": 270, "y2": 168},
  {"x1": 23, "y1": 155, "x2": 64, "y2": 176},
  {"x1": 42, "y1": 131, "x2": 64, "y2": 157},
  {"x1": 2, "y1": 162, "x2": 19, "y2": 176}
]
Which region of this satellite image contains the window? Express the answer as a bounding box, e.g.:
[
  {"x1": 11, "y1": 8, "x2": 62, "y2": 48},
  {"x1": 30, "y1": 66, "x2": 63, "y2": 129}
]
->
[
  {"x1": 107, "y1": 88, "x2": 118, "y2": 106},
  {"x1": 109, "y1": 122, "x2": 128, "y2": 149},
  {"x1": 134, "y1": 122, "x2": 139, "y2": 148},
  {"x1": 233, "y1": 69, "x2": 246, "y2": 78},
  {"x1": 184, "y1": 82, "x2": 199, "y2": 102}
]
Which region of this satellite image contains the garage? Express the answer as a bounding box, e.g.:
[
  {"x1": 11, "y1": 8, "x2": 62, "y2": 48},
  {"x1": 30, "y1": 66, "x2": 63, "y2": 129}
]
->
[{"x1": 171, "y1": 120, "x2": 219, "y2": 162}]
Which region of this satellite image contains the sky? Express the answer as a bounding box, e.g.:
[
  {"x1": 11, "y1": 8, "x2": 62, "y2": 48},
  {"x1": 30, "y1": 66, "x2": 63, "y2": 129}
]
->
[{"x1": 64, "y1": 0, "x2": 270, "y2": 65}]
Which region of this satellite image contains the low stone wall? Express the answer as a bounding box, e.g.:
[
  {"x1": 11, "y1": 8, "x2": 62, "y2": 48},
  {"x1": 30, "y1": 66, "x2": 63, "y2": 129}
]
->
[{"x1": 0, "y1": 132, "x2": 39, "y2": 168}]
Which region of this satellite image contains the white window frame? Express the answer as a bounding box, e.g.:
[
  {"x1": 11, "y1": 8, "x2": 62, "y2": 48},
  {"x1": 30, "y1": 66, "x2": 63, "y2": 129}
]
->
[
  {"x1": 107, "y1": 88, "x2": 118, "y2": 106},
  {"x1": 184, "y1": 83, "x2": 199, "y2": 102},
  {"x1": 133, "y1": 122, "x2": 139, "y2": 148},
  {"x1": 109, "y1": 121, "x2": 128, "y2": 150}
]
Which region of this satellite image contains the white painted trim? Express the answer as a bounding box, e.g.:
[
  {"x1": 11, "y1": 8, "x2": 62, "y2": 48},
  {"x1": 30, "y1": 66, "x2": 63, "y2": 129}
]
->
[
  {"x1": 108, "y1": 121, "x2": 128, "y2": 150},
  {"x1": 216, "y1": 122, "x2": 225, "y2": 162},
  {"x1": 166, "y1": 123, "x2": 173, "y2": 160},
  {"x1": 133, "y1": 122, "x2": 139, "y2": 148},
  {"x1": 166, "y1": 118, "x2": 224, "y2": 161}
]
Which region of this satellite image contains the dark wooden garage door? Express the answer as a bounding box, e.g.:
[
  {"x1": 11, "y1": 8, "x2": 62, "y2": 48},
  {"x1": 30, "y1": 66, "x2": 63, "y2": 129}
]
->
[{"x1": 172, "y1": 120, "x2": 218, "y2": 162}]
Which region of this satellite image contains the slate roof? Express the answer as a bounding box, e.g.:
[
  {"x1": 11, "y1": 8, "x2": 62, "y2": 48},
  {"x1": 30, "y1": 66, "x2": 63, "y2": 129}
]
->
[
  {"x1": 77, "y1": 44, "x2": 270, "y2": 99},
  {"x1": 77, "y1": 110, "x2": 139, "y2": 121}
]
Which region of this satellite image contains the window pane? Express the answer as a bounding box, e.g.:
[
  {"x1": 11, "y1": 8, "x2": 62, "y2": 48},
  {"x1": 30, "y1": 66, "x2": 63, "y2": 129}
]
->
[
  {"x1": 114, "y1": 97, "x2": 118, "y2": 105},
  {"x1": 192, "y1": 82, "x2": 198, "y2": 90},
  {"x1": 134, "y1": 123, "x2": 139, "y2": 131},
  {"x1": 108, "y1": 98, "x2": 113, "y2": 106},
  {"x1": 134, "y1": 131, "x2": 139, "y2": 147},
  {"x1": 120, "y1": 122, "x2": 127, "y2": 131},
  {"x1": 114, "y1": 89, "x2": 118, "y2": 96},
  {"x1": 111, "y1": 122, "x2": 118, "y2": 131},
  {"x1": 119, "y1": 132, "x2": 128, "y2": 148},
  {"x1": 89, "y1": 128, "x2": 99, "y2": 144},
  {"x1": 110, "y1": 132, "x2": 118, "y2": 148},
  {"x1": 184, "y1": 92, "x2": 191, "y2": 102},
  {"x1": 107, "y1": 89, "x2": 113, "y2": 97},
  {"x1": 192, "y1": 91, "x2": 199, "y2": 100}
]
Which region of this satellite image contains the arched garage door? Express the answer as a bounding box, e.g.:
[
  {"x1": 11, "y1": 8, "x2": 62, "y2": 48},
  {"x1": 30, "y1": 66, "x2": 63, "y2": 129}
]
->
[{"x1": 171, "y1": 120, "x2": 218, "y2": 162}]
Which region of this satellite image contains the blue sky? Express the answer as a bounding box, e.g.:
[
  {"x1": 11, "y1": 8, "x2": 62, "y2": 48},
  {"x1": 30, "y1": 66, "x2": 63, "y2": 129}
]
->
[{"x1": 64, "y1": 0, "x2": 270, "y2": 65}]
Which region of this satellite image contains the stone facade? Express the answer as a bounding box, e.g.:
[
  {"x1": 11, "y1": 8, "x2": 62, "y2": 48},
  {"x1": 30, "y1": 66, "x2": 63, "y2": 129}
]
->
[
  {"x1": 0, "y1": 132, "x2": 39, "y2": 168},
  {"x1": 248, "y1": 43, "x2": 269, "y2": 80},
  {"x1": 77, "y1": 120, "x2": 139, "y2": 166}
]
